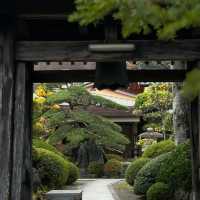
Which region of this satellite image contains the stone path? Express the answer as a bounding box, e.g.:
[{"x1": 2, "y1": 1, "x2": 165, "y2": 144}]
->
[
  {"x1": 64, "y1": 179, "x2": 140, "y2": 200},
  {"x1": 82, "y1": 179, "x2": 121, "y2": 200}
]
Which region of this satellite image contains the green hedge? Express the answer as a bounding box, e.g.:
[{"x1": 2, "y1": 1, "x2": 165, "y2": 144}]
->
[
  {"x1": 66, "y1": 162, "x2": 79, "y2": 185},
  {"x1": 147, "y1": 182, "x2": 172, "y2": 200},
  {"x1": 134, "y1": 153, "x2": 171, "y2": 195},
  {"x1": 125, "y1": 158, "x2": 150, "y2": 186},
  {"x1": 142, "y1": 140, "x2": 175, "y2": 159},
  {"x1": 88, "y1": 161, "x2": 104, "y2": 178},
  {"x1": 33, "y1": 138, "x2": 64, "y2": 158},
  {"x1": 104, "y1": 159, "x2": 122, "y2": 178},
  {"x1": 157, "y1": 142, "x2": 192, "y2": 192},
  {"x1": 33, "y1": 148, "x2": 70, "y2": 188}
]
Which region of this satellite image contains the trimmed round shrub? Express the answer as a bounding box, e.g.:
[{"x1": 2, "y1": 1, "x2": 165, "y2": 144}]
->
[
  {"x1": 142, "y1": 140, "x2": 175, "y2": 158},
  {"x1": 134, "y1": 153, "x2": 171, "y2": 195},
  {"x1": 125, "y1": 158, "x2": 150, "y2": 186},
  {"x1": 147, "y1": 182, "x2": 172, "y2": 200},
  {"x1": 33, "y1": 138, "x2": 64, "y2": 158},
  {"x1": 34, "y1": 148, "x2": 70, "y2": 188},
  {"x1": 66, "y1": 162, "x2": 79, "y2": 185},
  {"x1": 104, "y1": 159, "x2": 122, "y2": 178},
  {"x1": 88, "y1": 161, "x2": 104, "y2": 178},
  {"x1": 157, "y1": 142, "x2": 191, "y2": 192},
  {"x1": 106, "y1": 154, "x2": 124, "y2": 161}
]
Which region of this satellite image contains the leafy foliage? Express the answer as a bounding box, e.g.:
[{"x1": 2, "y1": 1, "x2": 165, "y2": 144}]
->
[
  {"x1": 157, "y1": 142, "x2": 192, "y2": 192},
  {"x1": 69, "y1": 0, "x2": 200, "y2": 40},
  {"x1": 68, "y1": 2, "x2": 200, "y2": 100},
  {"x1": 135, "y1": 83, "x2": 173, "y2": 132},
  {"x1": 134, "y1": 153, "x2": 171, "y2": 195},
  {"x1": 88, "y1": 161, "x2": 104, "y2": 178},
  {"x1": 33, "y1": 148, "x2": 70, "y2": 188},
  {"x1": 147, "y1": 182, "x2": 172, "y2": 200},
  {"x1": 104, "y1": 159, "x2": 122, "y2": 178},
  {"x1": 142, "y1": 140, "x2": 175, "y2": 158},
  {"x1": 125, "y1": 157, "x2": 150, "y2": 186},
  {"x1": 66, "y1": 162, "x2": 80, "y2": 185},
  {"x1": 32, "y1": 139, "x2": 64, "y2": 158},
  {"x1": 182, "y1": 69, "x2": 200, "y2": 101},
  {"x1": 135, "y1": 84, "x2": 172, "y2": 113},
  {"x1": 33, "y1": 146, "x2": 79, "y2": 188},
  {"x1": 137, "y1": 139, "x2": 156, "y2": 147}
]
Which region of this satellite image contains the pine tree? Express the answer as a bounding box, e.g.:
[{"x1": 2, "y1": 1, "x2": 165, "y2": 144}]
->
[{"x1": 33, "y1": 84, "x2": 130, "y2": 156}]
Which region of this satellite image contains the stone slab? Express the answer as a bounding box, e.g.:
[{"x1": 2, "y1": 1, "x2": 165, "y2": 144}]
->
[{"x1": 46, "y1": 190, "x2": 82, "y2": 200}]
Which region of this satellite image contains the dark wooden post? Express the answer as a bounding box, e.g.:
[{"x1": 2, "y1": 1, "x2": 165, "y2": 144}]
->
[
  {"x1": 189, "y1": 61, "x2": 200, "y2": 200},
  {"x1": 0, "y1": 8, "x2": 33, "y2": 199},
  {"x1": 11, "y1": 63, "x2": 33, "y2": 200},
  {"x1": 0, "y1": 28, "x2": 16, "y2": 200},
  {"x1": 190, "y1": 97, "x2": 200, "y2": 200}
]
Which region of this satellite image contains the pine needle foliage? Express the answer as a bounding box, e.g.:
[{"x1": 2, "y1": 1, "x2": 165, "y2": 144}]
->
[
  {"x1": 46, "y1": 86, "x2": 127, "y2": 110},
  {"x1": 47, "y1": 110, "x2": 129, "y2": 151},
  {"x1": 33, "y1": 85, "x2": 129, "y2": 152}
]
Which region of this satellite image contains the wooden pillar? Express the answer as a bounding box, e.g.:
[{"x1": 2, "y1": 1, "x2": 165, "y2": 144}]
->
[
  {"x1": 0, "y1": 28, "x2": 16, "y2": 200},
  {"x1": 11, "y1": 63, "x2": 33, "y2": 200},
  {"x1": 189, "y1": 61, "x2": 200, "y2": 200},
  {"x1": 0, "y1": 26, "x2": 33, "y2": 200},
  {"x1": 190, "y1": 97, "x2": 200, "y2": 200}
]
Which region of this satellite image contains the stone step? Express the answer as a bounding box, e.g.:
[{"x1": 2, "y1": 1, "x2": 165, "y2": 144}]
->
[{"x1": 46, "y1": 190, "x2": 82, "y2": 200}]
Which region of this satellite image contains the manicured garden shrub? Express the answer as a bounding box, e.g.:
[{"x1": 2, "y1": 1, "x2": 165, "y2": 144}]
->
[
  {"x1": 134, "y1": 153, "x2": 171, "y2": 195},
  {"x1": 66, "y1": 162, "x2": 79, "y2": 185},
  {"x1": 33, "y1": 138, "x2": 64, "y2": 158},
  {"x1": 142, "y1": 140, "x2": 175, "y2": 158},
  {"x1": 34, "y1": 148, "x2": 70, "y2": 188},
  {"x1": 121, "y1": 162, "x2": 131, "y2": 177},
  {"x1": 147, "y1": 182, "x2": 172, "y2": 200},
  {"x1": 106, "y1": 154, "x2": 124, "y2": 161},
  {"x1": 125, "y1": 157, "x2": 150, "y2": 186},
  {"x1": 88, "y1": 161, "x2": 104, "y2": 178},
  {"x1": 104, "y1": 159, "x2": 122, "y2": 178},
  {"x1": 157, "y1": 142, "x2": 191, "y2": 192}
]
